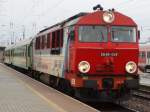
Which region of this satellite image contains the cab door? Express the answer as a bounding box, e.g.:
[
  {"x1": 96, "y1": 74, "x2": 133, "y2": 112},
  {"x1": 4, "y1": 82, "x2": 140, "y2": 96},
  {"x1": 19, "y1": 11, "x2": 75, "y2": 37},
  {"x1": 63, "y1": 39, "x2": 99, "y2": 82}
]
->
[
  {"x1": 69, "y1": 30, "x2": 75, "y2": 72},
  {"x1": 66, "y1": 30, "x2": 75, "y2": 72}
]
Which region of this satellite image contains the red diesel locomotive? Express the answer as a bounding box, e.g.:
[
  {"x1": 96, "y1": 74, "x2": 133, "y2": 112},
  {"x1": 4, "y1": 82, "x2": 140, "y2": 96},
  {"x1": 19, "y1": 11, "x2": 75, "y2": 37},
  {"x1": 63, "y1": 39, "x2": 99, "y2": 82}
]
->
[
  {"x1": 63, "y1": 7, "x2": 140, "y2": 101},
  {"x1": 5, "y1": 5, "x2": 140, "y2": 101}
]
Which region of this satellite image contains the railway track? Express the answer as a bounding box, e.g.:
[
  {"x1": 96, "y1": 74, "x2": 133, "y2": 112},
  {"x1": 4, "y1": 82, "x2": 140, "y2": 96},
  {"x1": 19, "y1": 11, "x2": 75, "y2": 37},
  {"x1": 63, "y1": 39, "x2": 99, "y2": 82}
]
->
[
  {"x1": 132, "y1": 85, "x2": 150, "y2": 101},
  {"x1": 86, "y1": 102, "x2": 137, "y2": 112}
]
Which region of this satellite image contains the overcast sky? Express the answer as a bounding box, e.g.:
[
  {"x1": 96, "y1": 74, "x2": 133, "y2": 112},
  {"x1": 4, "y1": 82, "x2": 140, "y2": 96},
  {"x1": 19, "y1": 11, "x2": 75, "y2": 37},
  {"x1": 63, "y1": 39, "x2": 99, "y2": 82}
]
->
[{"x1": 0, "y1": 0, "x2": 150, "y2": 46}]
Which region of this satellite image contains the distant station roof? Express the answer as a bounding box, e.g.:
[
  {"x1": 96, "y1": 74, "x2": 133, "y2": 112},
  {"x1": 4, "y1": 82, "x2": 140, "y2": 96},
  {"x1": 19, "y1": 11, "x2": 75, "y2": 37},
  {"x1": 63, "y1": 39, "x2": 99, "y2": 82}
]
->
[{"x1": 0, "y1": 47, "x2": 5, "y2": 51}]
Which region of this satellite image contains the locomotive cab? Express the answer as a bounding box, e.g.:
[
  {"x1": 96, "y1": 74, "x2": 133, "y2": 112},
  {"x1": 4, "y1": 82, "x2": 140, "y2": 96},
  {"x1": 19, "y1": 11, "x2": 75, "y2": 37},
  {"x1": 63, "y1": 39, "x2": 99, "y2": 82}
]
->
[{"x1": 65, "y1": 9, "x2": 139, "y2": 101}]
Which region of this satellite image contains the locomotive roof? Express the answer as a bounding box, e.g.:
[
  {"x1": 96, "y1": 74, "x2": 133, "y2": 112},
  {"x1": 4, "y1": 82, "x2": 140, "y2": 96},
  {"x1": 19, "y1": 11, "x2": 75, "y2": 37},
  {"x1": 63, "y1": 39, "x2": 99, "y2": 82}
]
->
[
  {"x1": 38, "y1": 12, "x2": 88, "y2": 33},
  {"x1": 77, "y1": 11, "x2": 137, "y2": 26},
  {"x1": 38, "y1": 10, "x2": 137, "y2": 35},
  {"x1": 5, "y1": 38, "x2": 33, "y2": 50}
]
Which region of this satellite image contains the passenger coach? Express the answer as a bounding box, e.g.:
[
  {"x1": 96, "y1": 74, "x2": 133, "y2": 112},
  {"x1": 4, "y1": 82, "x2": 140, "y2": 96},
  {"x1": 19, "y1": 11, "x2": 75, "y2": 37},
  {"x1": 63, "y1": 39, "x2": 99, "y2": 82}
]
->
[{"x1": 5, "y1": 39, "x2": 32, "y2": 70}]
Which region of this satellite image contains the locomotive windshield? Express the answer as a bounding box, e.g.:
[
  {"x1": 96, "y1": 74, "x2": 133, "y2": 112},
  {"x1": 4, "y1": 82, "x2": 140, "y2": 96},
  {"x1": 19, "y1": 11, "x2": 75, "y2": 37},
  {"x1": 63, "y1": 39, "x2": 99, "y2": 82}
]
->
[
  {"x1": 78, "y1": 26, "x2": 107, "y2": 42},
  {"x1": 111, "y1": 26, "x2": 136, "y2": 42}
]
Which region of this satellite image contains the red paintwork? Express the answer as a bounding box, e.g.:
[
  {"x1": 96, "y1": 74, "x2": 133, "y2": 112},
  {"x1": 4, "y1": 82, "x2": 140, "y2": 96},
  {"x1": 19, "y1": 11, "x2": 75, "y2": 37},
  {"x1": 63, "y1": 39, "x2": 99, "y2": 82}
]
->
[
  {"x1": 77, "y1": 11, "x2": 137, "y2": 26},
  {"x1": 65, "y1": 10, "x2": 139, "y2": 89},
  {"x1": 75, "y1": 45, "x2": 138, "y2": 75}
]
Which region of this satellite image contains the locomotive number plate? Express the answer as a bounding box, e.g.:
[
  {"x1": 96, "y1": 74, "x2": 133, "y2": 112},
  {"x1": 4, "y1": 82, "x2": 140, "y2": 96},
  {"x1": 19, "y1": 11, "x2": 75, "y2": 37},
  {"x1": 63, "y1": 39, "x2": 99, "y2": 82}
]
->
[{"x1": 101, "y1": 52, "x2": 118, "y2": 57}]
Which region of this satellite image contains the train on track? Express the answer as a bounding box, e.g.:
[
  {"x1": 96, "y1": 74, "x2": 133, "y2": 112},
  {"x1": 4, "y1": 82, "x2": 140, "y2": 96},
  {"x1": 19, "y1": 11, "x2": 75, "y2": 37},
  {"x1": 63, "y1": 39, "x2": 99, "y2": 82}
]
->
[
  {"x1": 139, "y1": 43, "x2": 150, "y2": 73},
  {"x1": 4, "y1": 5, "x2": 140, "y2": 102}
]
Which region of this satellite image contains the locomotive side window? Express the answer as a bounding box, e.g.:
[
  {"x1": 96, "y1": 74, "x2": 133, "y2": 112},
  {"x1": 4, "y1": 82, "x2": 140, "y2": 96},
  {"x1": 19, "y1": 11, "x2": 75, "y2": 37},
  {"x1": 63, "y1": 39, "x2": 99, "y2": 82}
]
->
[
  {"x1": 47, "y1": 33, "x2": 51, "y2": 48},
  {"x1": 50, "y1": 29, "x2": 63, "y2": 55},
  {"x1": 60, "y1": 29, "x2": 63, "y2": 47},
  {"x1": 78, "y1": 26, "x2": 107, "y2": 42},
  {"x1": 51, "y1": 31, "x2": 59, "y2": 55},
  {"x1": 52, "y1": 32, "x2": 56, "y2": 49},
  {"x1": 41, "y1": 35, "x2": 45, "y2": 49},
  {"x1": 35, "y1": 37, "x2": 41, "y2": 50},
  {"x1": 56, "y1": 30, "x2": 61, "y2": 48},
  {"x1": 111, "y1": 27, "x2": 136, "y2": 42}
]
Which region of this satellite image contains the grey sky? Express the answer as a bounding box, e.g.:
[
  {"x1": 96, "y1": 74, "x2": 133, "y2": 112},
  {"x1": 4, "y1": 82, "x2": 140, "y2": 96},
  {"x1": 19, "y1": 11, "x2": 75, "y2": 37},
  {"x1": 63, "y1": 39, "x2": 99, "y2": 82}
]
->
[{"x1": 0, "y1": 0, "x2": 150, "y2": 46}]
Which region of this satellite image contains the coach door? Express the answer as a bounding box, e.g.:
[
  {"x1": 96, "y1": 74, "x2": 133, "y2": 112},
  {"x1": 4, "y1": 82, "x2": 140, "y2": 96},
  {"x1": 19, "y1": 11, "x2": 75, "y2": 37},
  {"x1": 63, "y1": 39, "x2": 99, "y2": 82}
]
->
[{"x1": 27, "y1": 44, "x2": 32, "y2": 69}]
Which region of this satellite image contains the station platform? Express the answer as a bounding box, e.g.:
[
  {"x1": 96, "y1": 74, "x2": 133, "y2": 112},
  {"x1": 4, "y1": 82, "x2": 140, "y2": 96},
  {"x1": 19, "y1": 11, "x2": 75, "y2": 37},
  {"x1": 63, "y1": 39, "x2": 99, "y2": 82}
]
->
[{"x1": 0, "y1": 63, "x2": 98, "y2": 112}]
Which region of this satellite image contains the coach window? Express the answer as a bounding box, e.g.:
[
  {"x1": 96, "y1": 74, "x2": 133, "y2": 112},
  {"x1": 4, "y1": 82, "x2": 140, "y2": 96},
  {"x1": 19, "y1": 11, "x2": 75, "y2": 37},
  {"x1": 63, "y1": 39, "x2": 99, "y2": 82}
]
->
[
  {"x1": 60, "y1": 29, "x2": 64, "y2": 47},
  {"x1": 56, "y1": 30, "x2": 60, "y2": 54},
  {"x1": 21, "y1": 48, "x2": 23, "y2": 57},
  {"x1": 22, "y1": 48, "x2": 24, "y2": 56},
  {"x1": 51, "y1": 32, "x2": 56, "y2": 54},
  {"x1": 24, "y1": 46, "x2": 26, "y2": 57},
  {"x1": 52, "y1": 32, "x2": 56, "y2": 49},
  {"x1": 41, "y1": 35, "x2": 45, "y2": 49},
  {"x1": 51, "y1": 30, "x2": 62, "y2": 55},
  {"x1": 11, "y1": 50, "x2": 13, "y2": 57},
  {"x1": 55, "y1": 30, "x2": 61, "y2": 54}
]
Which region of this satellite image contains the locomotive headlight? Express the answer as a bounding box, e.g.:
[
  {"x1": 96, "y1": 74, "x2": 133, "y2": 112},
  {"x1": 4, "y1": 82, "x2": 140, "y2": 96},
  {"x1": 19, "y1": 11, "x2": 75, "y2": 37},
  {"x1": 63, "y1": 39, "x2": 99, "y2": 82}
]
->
[
  {"x1": 103, "y1": 11, "x2": 115, "y2": 23},
  {"x1": 125, "y1": 61, "x2": 137, "y2": 74},
  {"x1": 78, "y1": 61, "x2": 90, "y2": 73}
]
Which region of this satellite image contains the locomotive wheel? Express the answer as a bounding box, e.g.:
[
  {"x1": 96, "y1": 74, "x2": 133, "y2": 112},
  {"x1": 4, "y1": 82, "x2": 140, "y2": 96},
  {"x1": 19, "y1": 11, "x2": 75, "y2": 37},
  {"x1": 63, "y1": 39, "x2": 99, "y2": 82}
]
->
[
  {"x1": 49, "y1": 76, "x2": 57, "y2": 88},
  {"x1": 57, "y1": 79, "x2": 66, "y2": 92},
  {"x1": 57, "y1": 79, "x2": 74, "y2": 96},
  {"x1": 65, "y1": 80, "x2": 74, "y2": 96},
  {"x1": 74, "y1": 88, "x2": 100, "y2": 101},
  {"x1": 28, "y1": 69, "x2": 34, "y2": 78},
  {"x1": 32, "y1": 71, "x2": 40, "y2": 80}
]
